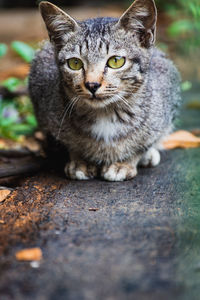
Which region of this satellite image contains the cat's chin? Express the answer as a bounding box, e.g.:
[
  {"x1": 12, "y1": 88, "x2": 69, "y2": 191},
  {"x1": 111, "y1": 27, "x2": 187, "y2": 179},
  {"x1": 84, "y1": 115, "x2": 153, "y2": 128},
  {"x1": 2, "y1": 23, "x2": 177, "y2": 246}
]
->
[
  {"x1": 81, "y1": 95, "x2": 119, "y2": 109},
  {"x1": 84, "y1": 96, "x2": 116, "y2": 109}
]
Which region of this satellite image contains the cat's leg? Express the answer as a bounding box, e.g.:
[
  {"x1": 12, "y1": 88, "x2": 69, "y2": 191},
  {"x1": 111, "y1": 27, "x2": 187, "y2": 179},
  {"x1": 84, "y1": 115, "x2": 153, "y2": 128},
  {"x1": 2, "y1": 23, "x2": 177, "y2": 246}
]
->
[
  {"x1": 139, "y1": 147, "x2": 160, "y2": 167},
  {"x1": 64, "y1": 155, "x2": 97, "y2": 180},
  {"x1": 101, "y1": 159, "x2": 140, "y2": 182}
]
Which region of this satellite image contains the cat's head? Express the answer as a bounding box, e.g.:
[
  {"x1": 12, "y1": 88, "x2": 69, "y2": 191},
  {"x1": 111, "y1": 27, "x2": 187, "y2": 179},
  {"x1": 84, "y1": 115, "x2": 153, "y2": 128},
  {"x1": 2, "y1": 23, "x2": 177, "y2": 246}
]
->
[{"x1": 39, "y1": 0, "x2": 157, "y2": 109}]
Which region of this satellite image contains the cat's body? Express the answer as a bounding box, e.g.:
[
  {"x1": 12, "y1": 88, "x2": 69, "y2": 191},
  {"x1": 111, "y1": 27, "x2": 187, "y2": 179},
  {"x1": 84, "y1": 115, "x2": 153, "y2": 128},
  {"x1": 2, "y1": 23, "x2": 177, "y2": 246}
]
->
[{"x1": 29, "y1": 0, "x2": 181, "y2": 181}]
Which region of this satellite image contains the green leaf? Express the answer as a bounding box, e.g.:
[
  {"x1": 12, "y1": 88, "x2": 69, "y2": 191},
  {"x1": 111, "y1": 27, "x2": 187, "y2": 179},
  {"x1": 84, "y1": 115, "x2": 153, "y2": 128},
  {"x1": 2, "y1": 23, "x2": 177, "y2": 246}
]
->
[
  {"x1": 26, "y1": 114, "x2": 38, "y2": 127},
  {"x1": 181, "y1": 81, "x2": 192, "y2": 92},
  {"x1": 0, "y1": 43, "x2": 7, "y2": 58},
  {"x1": 10, "y1": 123, "x2": 33, "y2": 135},
  {"x1": 0, "y1": 117, "x2": 16, "y2": 127},
  {"x1": 1, "y1": 77, "x2": 22, "y2": 91},
  {"x1": 11, "y1": 41, "x2": 35, "y2": 63},
  {"x1": 188, "y1": 2, "x2": 199, "y2": 18}
]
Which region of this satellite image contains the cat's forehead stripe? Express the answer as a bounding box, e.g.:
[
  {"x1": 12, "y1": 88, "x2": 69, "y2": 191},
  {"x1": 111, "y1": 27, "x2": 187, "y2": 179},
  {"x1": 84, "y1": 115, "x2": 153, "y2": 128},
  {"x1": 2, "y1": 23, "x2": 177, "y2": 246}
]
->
[
  {"x1": 79, "y1": 44, "x2": 82, "y2": 55},
  {"x1": 79, "y1": 17, "x2": 117, "y2": 53},
  {"x1": 79, "y1": 38, "x2": 110, "y2": 56}
]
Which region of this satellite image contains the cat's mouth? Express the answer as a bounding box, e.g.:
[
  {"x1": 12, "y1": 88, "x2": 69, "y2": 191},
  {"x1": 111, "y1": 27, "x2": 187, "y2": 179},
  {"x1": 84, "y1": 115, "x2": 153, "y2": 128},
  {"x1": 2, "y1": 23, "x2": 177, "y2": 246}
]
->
[
  {"x1": 76, "y1": 91, "x2": 117, "y2": 107},
  {"x1": 83, "y1": 93, "x2": 117, "y2": 109},
  {"x1": 89, "y1": 94, "x2": 109, "y2": 101}
]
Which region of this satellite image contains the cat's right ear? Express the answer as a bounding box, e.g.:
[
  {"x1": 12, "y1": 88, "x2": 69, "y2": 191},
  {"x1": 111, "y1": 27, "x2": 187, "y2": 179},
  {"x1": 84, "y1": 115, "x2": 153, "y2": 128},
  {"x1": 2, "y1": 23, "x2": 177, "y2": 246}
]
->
[{"x1": 39, "y1": 1, "x2": 79, "y2": 47}]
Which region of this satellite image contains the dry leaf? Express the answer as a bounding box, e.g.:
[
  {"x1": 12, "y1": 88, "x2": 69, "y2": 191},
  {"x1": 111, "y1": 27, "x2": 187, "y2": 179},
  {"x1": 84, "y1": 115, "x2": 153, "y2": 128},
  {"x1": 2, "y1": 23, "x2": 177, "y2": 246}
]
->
[
  {"x1": 0, "y1": 189, "x2": 11, "y2": 202},
  {"x1": 15, "y1": 247, "x2": 42, "y2": 261},
  {"x1": 163, "y1": 130, "x2": 200, "y2": 150},
  {"x1": 0, "y1": 136, "x2": 42, "y2": 154},
  {"x1": 21, "y1": 137, "x2": 42, "y2": 153},
  {"x1": 186, "y1": 101, "x2": 200, "y2": 110},
  {"x1": 190, "y1": 129, "x2": 200, "y2": 136},
  {"x1": 0, "y1": 137, "x2": 24, "y2": 150}
]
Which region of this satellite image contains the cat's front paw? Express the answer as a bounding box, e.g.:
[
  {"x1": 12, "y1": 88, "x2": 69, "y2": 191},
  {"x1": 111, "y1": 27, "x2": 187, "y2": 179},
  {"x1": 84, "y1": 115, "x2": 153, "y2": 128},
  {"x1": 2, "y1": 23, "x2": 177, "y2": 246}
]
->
[
  {"x1": 139, "y1": 147, "x2": 160, "y2": 167},
  {"x1": 64, "y1": 161, "x2": 97, "y2": 180},
  {"x1": 101, "y1": 162, "x2": 137, "y2": 182}
]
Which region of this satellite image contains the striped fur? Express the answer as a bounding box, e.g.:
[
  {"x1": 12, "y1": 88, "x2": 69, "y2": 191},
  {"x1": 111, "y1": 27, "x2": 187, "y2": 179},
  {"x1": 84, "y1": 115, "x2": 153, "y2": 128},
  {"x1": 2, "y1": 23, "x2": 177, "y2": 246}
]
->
[{"x1": 29, "y1": 0, "x2": 181, "y2": 181}]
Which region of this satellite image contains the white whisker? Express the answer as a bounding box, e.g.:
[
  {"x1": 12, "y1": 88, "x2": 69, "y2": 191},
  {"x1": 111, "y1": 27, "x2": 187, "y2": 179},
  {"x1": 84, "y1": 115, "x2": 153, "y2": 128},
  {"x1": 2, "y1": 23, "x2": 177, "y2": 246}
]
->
[
  {"x1": 68, "y1": 96, "x2": 80, "y2": 118},
  {"x1": 58, "y1": 101, "x2": 69, "y2": 120},
  {"x1": 115, "y1": 94, "x2": 133, "y2": 111},
  {"x1": 57, "y1": 96, "x2": 79, "y2": 139}
]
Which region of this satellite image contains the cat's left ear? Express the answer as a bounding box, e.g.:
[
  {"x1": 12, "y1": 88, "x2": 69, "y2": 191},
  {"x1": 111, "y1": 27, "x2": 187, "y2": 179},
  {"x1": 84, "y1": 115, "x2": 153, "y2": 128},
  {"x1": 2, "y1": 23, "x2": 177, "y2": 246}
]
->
[
  {"x1": 116, "y1": 0, "x2": 157, "y2": 48},
  {"x1": 39, "y1": 1, "x2": 80, "y2": 48}
]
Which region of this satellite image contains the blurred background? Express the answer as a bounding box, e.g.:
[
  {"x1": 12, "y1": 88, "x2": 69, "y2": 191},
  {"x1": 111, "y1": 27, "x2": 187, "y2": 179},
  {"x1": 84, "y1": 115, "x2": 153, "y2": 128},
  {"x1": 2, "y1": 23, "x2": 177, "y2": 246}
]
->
[{"x1": 0, "y1": 0, "x2": 199, "y2": 142}]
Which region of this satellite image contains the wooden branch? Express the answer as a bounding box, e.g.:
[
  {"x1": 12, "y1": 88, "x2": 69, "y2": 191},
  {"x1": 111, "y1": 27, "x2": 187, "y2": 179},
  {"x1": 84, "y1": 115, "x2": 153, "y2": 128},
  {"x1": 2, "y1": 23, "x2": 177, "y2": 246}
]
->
[
  {"x1": 0, "y1": 148, "x2": 32, "y2": 158},
  {"x1": 0, "y1": 157, "x2": 46, "y2": 178}
]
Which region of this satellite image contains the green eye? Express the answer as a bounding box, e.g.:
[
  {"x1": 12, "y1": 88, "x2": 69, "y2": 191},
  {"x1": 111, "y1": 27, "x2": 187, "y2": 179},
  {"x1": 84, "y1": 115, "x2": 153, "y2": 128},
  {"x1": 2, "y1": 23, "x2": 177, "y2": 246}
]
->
[
  {"x1": 67, "y1": 58, "x2": 83, "y2": 70},
  {"x1": 107, "y1": 56, "x2": 125, "y2": 69}
]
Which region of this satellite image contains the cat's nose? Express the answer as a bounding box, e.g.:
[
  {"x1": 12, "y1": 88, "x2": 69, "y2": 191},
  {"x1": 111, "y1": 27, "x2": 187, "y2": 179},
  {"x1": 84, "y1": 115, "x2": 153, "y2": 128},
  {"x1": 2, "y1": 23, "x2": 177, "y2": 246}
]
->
[{"x1": 85, "y1": 82, "x2": 101, "y2": 95}]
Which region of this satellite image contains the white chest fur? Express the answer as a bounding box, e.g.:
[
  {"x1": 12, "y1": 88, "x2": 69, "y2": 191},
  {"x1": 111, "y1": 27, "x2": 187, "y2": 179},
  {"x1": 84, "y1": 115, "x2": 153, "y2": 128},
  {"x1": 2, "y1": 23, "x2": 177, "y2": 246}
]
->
[{"x1": 91, "y1": 115, "x2": 127, "y2": 144}]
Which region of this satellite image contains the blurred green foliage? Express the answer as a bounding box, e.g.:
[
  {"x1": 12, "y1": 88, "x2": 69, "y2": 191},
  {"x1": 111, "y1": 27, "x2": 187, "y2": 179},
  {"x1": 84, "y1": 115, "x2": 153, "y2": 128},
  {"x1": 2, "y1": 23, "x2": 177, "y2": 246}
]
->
[
  {"x1": 2, "y1": 77, "x2": 23, "y2": 92},
  {"x1": 181, "y1": 81, "x2": 193, "y2": 92},
  {"x1": 0, "y1": 96, "x2": 37, "y2": 141},
  {"x1": 0, "y1": 43, "x2": 7, "y2": 58},
  {"x1": 11, "y1": 41, "x2": 35, "y2": 63},
  {"x1": 0, "y1": 42, "x2": 37, "y2": 141},
  {"x1": 157, "y1": 0, "x2": 200, "y2": 53}
]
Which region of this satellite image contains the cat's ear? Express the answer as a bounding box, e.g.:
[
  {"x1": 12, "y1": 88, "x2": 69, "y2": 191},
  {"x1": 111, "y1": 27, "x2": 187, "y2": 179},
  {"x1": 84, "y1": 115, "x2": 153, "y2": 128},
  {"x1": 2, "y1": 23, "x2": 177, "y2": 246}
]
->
[
  {"x1": 116, "y1": 0, "x2": 157, "y2": 48},
  {"x1": 39, "y1": 1, "x2": 79, "y2": 47}
]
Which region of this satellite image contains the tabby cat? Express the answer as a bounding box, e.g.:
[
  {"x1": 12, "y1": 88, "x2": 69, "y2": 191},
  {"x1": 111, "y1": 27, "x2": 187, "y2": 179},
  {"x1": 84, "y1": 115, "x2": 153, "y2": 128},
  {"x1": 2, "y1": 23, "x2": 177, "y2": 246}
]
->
[{"x1": 29, "y1": 0, "x2": 181, "y2": 181}]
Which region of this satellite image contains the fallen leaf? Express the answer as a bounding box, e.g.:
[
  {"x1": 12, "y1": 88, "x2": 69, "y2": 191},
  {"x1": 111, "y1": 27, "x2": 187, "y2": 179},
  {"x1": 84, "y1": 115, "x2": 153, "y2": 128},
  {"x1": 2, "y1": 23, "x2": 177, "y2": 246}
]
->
[
  {"x1": 0, "y1": 189, "x2": 11, "y2": 202},
  {"x1": 21, "y1": 137, "x2": 42, "y2": 153},
  {"x1": 163, "y1": 130, "x2": 200, "y2": 149},
  {"x1": 187, "y1": 101, "x2": 200, "y2": 110},
  {"x1": 190, "y1": 129, "x2": 200, "y2": 136},
  {"x1": 0, "y1": 137, "x2": 24, "y2": 150},
  {"x1": 0, "y1": 136, "x2": 42, "y2": 155},
  {"x1": 15, "y1": 247, "x2": 42, "y2": 261},
  {"x1": 0, "y1": 220, "x2": 5, "y2": 224}
]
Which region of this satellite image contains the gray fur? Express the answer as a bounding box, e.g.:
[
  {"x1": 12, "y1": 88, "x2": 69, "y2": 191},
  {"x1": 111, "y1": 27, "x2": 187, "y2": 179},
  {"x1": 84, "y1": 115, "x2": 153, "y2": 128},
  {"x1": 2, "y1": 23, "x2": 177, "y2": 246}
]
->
[{"x1": 29, "y1": 0, "x2": 181, "y2": 181}]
